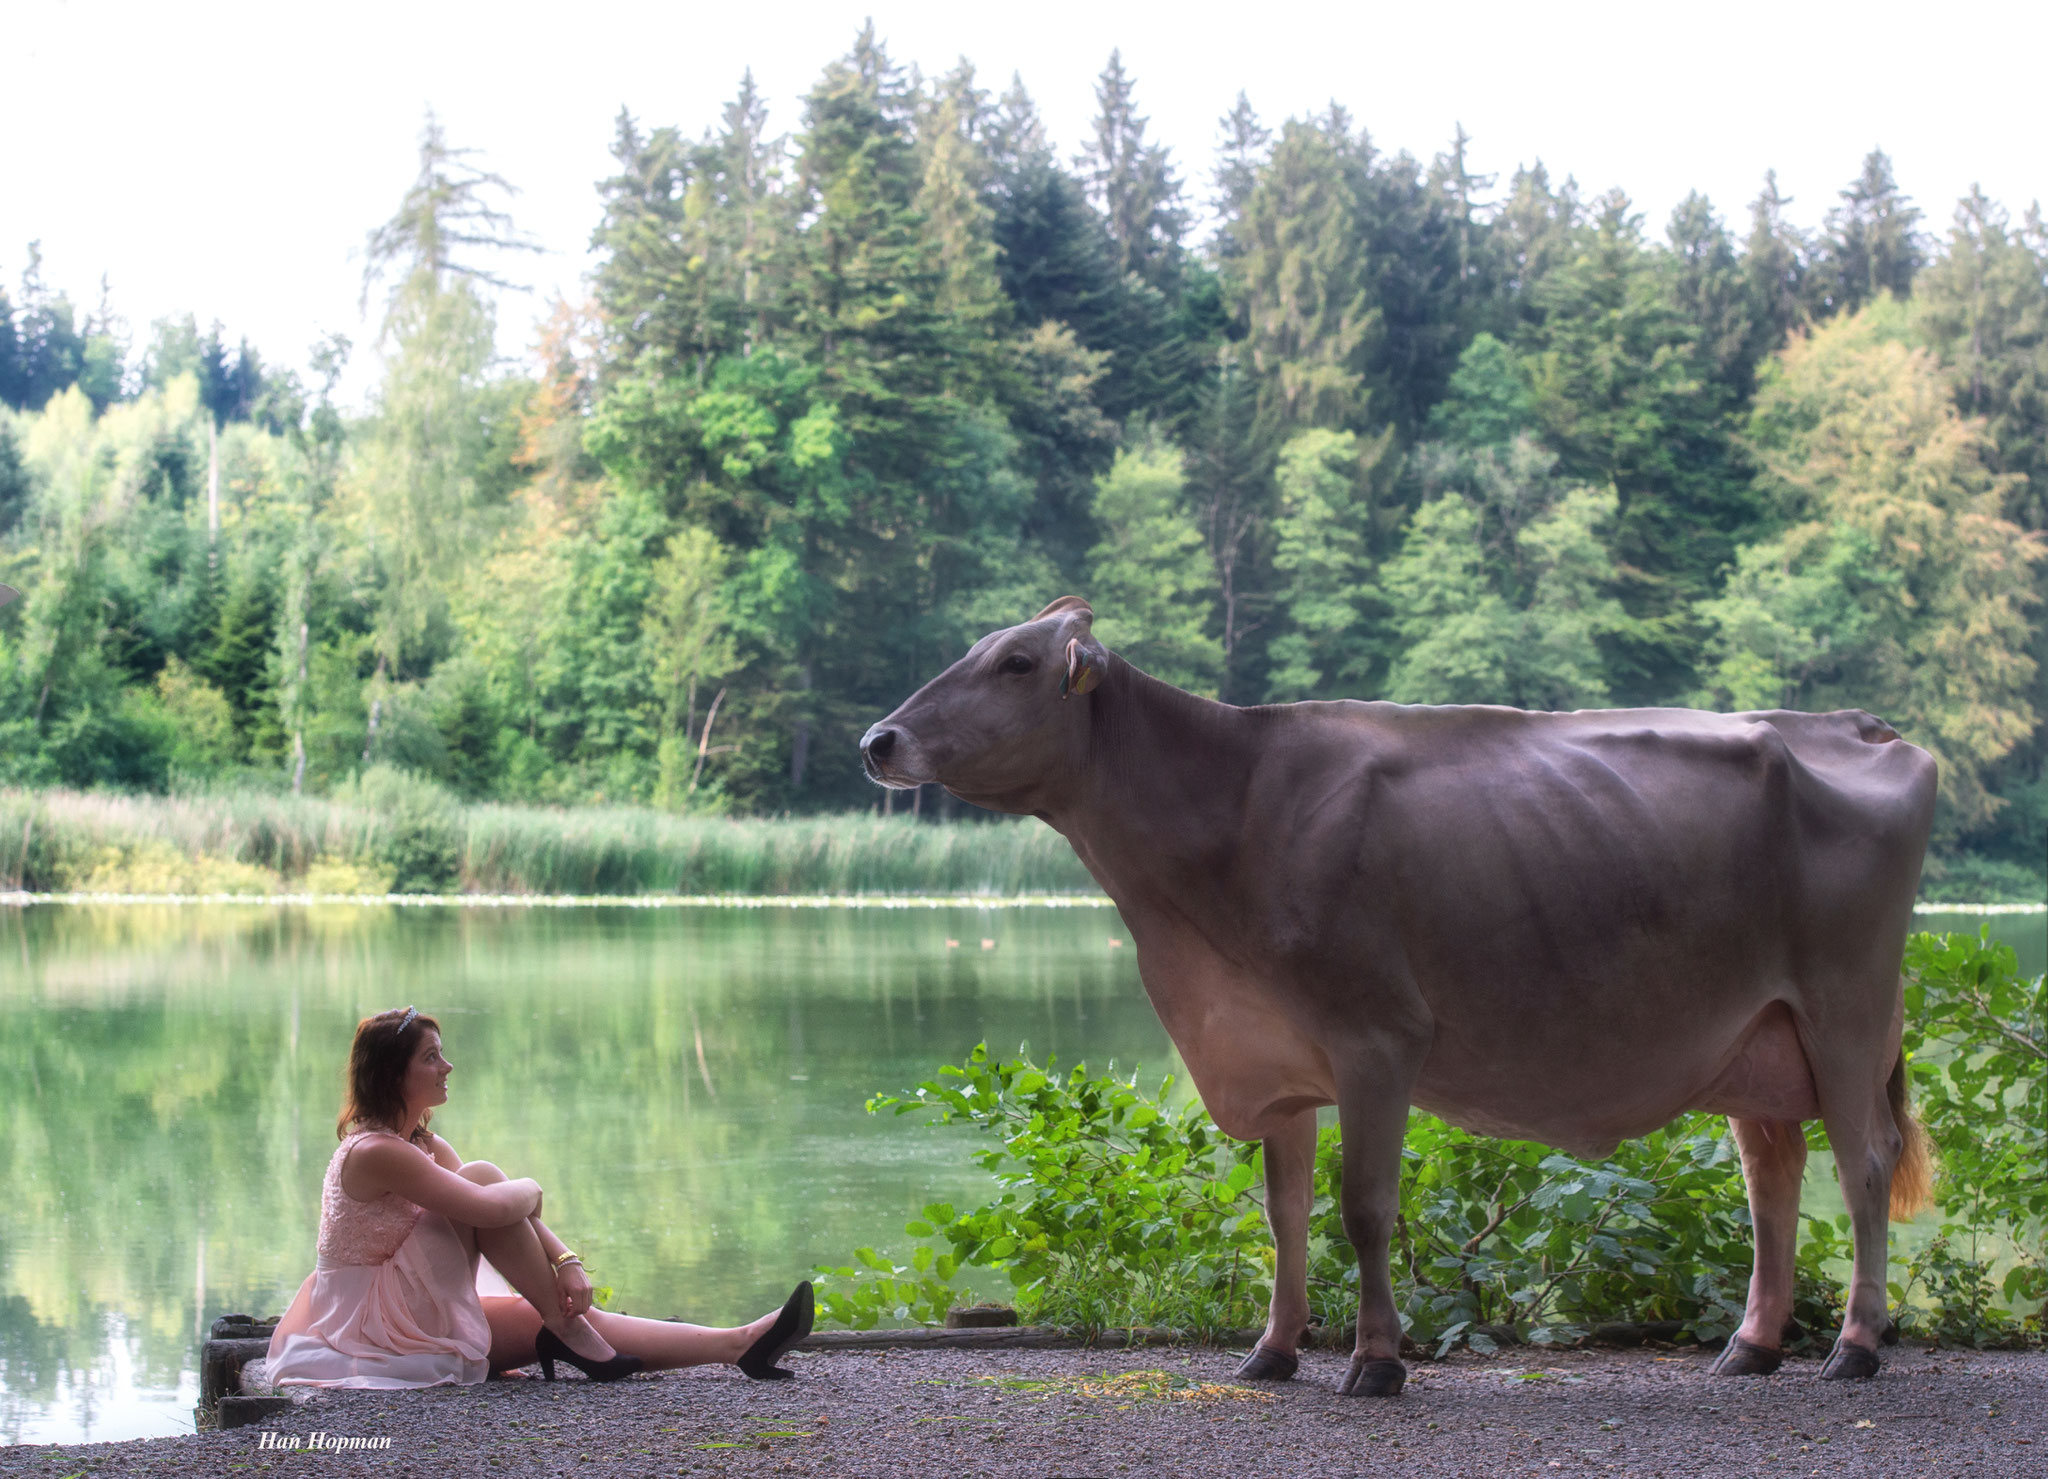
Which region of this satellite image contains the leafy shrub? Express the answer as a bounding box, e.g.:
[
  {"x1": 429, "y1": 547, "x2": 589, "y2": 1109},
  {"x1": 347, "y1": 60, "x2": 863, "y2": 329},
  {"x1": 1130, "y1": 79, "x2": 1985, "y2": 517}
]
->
[
  {"x1": 817, "y1": 1045, "x2": 1837, "y2": 1349},
  {"x1": 335, "y1": 765, "x2": 461, "y2": 894},
  {"x1": 814, "y1": 1045, "x2": 1271, "y2": 1339},
  {"x1": 823, "y1": 931, "x2": 2045, "y2": 1349},
  {"x1": 1894, "y1": 929, "x2": 2046, "y2": 1341}
]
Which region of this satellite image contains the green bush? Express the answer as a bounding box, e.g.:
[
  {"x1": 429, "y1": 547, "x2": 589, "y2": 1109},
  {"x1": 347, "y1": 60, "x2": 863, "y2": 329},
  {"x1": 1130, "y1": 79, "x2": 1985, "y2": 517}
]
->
[
  {"x1": 1894, "y1": 928, "x2": 2046, "y2": 1342},
  {"x1": 822, "y1": 931, "x2": 2045, "y2": 1349},
  {"x1": 817, "y1": 1047, "x2": 1840, "y2": 1348},
  {"x1": 334, "y1": 766, "x2": 461, "y2": 894},
  {"x1": 815, "y1": 1044, "x2": 1272, "y2": 1340}
]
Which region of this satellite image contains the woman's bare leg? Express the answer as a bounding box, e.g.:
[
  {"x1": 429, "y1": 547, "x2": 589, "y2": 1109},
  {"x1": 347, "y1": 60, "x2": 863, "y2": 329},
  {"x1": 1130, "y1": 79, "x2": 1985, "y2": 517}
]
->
[
  {"x1": 455, "y1": 1161, "x2": 617, "y2": 1364},
  {"x1": 456, "y1": 1162, "x2": 786, "y2": 1374},
  {"x1": 481, "y1": 1298, "x2": 780, "y2": 1374}
]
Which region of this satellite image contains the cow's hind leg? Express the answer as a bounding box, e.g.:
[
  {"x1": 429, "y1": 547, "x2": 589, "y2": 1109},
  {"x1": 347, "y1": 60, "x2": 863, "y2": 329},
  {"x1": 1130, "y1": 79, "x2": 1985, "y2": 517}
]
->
[
  {"x1": 1333, "y1": 1067, "x2": 1413, "y2": 1397},
  {"x1": 1711, "y1": 1117, "x2": 1806, "y2": 1376},
  {"x1": 1805, "y1": 1016, "x2": 1904, "y2": 1379},
  {"x1": 1234, "y1": 1107, "x2": 1316, "y2": 1381}
]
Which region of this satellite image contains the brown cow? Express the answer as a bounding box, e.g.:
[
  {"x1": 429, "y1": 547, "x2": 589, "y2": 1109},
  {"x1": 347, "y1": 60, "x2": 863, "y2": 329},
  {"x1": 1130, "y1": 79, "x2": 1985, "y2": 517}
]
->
[{"x1": 861, "y1": 597, "x2": 1936, "y2": 1397}]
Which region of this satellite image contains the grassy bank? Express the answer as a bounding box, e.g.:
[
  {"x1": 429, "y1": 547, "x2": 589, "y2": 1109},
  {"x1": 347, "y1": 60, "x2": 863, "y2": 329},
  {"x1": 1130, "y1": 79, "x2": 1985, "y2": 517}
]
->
[
  {"x1": 0, "y1": 781, "x2": 1096, "y2": 897},
  {"x1": 1, "y1": 778, "x2": 2041, "y2": 902}
]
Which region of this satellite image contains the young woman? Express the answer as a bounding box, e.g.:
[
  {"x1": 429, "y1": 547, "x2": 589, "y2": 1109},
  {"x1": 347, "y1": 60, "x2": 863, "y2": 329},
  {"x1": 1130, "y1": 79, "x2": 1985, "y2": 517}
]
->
[{"x1": 266, "y1": 1007, "x2": 811, "y2": 1388}]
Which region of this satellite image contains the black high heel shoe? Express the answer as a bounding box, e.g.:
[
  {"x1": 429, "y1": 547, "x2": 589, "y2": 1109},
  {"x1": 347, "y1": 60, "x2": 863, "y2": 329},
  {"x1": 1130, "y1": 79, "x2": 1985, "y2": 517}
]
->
[
  {"x1": 737, "y1": 1281, "x2": 814, "y2": 1380},
  {"x1": 534, "y1": 1326, "x2": 643, "y2": 1383}
]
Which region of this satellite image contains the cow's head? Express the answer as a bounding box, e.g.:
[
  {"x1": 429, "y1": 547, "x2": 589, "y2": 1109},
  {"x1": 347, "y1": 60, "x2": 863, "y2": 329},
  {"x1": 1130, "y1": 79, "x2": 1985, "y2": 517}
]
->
[{"x1": 860, "y1": 596, "x2": 1109, "y2": 814}]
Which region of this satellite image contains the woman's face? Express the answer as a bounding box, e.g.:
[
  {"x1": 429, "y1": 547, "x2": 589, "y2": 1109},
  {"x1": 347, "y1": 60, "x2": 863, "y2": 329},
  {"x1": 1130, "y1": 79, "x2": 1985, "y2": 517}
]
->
[{"x1": 403, "y1": 1028, "x2": 452, "y2": 1117}]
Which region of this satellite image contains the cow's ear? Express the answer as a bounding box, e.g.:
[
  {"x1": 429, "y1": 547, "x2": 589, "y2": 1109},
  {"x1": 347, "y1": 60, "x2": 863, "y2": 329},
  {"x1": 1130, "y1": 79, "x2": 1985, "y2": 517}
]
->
[
  {"x1": 1062, "y1": 636, "x2": 1106, "y2": 698},
  {"x1": 1033, "y1": 595, "x2": 1094, "y2": 625}
]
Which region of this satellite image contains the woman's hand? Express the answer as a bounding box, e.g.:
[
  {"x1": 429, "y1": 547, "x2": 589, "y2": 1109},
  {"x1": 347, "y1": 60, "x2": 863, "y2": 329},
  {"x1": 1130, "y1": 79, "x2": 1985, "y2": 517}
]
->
[{"x1": 555, "y1": 1260, "x2": 595, "y2": 1319}]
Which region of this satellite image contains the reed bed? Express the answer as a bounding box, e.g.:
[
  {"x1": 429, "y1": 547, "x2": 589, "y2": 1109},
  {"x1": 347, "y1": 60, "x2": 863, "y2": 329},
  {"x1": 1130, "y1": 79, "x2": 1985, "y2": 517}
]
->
[
  {"x1": 5, "y1": 785, "x2": 2037, "y2": 904},
  {"x1": 0, "y1": 786, "x2": 1096, "y2": 897}
]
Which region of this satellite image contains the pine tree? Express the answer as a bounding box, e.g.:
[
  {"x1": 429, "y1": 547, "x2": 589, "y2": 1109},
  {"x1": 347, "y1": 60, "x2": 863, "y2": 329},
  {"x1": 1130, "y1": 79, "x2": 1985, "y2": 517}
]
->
[
  {"x1": 352, "y1": 113, "x2": 532, "y2": 693},
  {"x1": 1811, "y1": 149, "x2": 1923, "y2": 316},
  {"x1": 1233, "y1": 115, "x2": 1380, "y2": 432},
  {"x1": 1913, "y1": 190, "x2": 2048, "y2": 864},
  {"x1": 1210, "y1": 92, "x2": 1270, "y2": 261},
  {"x1": 1366, "y1": 142, "x2": 1473, "y2": 437},
  {"x1": 916, "y1": 90, "x2": 1007, "y2": 342},
  {"x1": 989, "y1": 90, "x2": 1186, "y2": 425},
  {"x1": 1665, "y1": 192, "x2": 1752, "y2": 393},
  {"x1": 199, "y1": 556, "x2": 283, "y2": 760},
  {"x1": 1742, "y1": 171, "x2": 1806, "y2": 371},
  {"x1": 0, "y1": 281, "x2": 21, "y2": 408},
  {"x1": 1007, "y1": 320, "x2": 1118, "y2": 579},
  {"x1": 1077, "y1": 51, "x2": 1188, "y2": 296},
  {"x1": 1497, "y1": 164, "x2": 1581, "y2": 318},
  {"x1": 1432, "y1": 124, "x2": 1493, "y2": 307},
  {"x1": 1914, "y1": 189, "x2": 2048, "y2": 533},
  {"x1": 7, "y1": 244, "x2": 89, "y2": 411},
  {"x1": 711, "y1": 72, "x2": 787, "y2": 358},
  {"x1": 1182, "y1": 346, "x2": 1277, "y2": 694},
  {"x1": 1516, "y1": 190, "x2": 1752, "y2": 699}
]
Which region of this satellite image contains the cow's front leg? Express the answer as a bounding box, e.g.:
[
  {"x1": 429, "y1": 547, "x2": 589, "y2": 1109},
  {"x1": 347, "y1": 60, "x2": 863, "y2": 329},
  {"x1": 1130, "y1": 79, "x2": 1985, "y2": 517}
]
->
[
  {"x1": 1233, "y1": 1107, "x2": 1317, "y2": 1381},
  {"x1": 1334, "y1": 1068, "x2": 1413, "y2": 1397}
]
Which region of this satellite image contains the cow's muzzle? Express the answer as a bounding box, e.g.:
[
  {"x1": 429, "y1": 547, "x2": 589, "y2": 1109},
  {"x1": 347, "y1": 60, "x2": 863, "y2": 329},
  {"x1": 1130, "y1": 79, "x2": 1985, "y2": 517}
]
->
[{"x1": 860, "y1": 723, "x2": 929, "y2": 788}]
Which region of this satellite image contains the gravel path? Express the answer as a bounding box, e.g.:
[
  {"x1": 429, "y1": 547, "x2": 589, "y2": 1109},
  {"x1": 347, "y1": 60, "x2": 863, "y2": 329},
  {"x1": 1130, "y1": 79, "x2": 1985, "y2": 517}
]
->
[{"x1": 4, "y1": 1345, "x2": 2042, "y2": 1476}]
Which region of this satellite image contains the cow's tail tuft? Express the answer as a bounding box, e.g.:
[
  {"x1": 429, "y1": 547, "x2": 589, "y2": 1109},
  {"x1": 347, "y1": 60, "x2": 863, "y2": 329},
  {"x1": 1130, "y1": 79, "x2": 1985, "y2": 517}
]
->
[{"x1": 1887, "y1": 1050, "x2": 1934, "y2": 1220}]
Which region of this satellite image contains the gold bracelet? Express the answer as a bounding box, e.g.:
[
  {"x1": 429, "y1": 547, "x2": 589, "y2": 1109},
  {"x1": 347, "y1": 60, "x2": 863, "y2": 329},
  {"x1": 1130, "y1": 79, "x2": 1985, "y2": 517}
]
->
[{"x1": 550, "y1": 1249, "x2": 581, "y2": 1271}]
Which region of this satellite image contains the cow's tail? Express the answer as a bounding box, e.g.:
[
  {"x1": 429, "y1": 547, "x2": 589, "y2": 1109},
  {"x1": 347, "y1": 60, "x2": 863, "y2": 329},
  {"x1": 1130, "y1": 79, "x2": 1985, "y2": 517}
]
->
[{"x1": 1887, "y1": 1051, "x2": 1934, "y2": 1220}]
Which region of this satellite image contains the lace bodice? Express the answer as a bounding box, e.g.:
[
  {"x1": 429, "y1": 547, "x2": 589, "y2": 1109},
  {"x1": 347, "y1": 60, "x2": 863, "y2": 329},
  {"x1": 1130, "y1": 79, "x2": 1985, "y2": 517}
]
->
[{"x1": 316, "y1": 1129, "x2": 424, "y2": 1266}]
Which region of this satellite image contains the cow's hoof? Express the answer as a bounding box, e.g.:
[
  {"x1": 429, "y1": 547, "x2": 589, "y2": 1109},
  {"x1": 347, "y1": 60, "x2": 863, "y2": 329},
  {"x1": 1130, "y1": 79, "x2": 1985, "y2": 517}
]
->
[
  {"x1": 1337, "y1": 1357, "x2": 1406, "y2": 1397},
  {"x1": 1820, "y1": 1341, "x2": 1881, "y2": 1381},
  {"x1": 1233, "y1": 1344, "x2": 1298, "y2": 1382},
  {"x1": 1708, "y1": 1336, "x2": 1783, "y2": 1377}
]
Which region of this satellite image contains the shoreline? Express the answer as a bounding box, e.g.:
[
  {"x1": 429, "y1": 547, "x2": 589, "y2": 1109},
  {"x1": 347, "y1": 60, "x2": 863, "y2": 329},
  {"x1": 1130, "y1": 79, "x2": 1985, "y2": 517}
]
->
[{"x1": 1, "y1": 890, "x2": 2039, "y2": 912}]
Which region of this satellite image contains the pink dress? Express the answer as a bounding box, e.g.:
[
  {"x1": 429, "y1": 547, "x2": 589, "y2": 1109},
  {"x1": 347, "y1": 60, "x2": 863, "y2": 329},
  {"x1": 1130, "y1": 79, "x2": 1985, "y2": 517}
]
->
[{"x1": 265, "y1": 1129, "x2": 493, "y2": 1388}]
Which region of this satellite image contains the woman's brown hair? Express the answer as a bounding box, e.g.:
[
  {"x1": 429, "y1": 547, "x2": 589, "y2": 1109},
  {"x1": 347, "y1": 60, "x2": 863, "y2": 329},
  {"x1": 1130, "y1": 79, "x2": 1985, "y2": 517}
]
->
[{"x1": 336, "y1": 1007, "x2": 441, "y2": 1146}]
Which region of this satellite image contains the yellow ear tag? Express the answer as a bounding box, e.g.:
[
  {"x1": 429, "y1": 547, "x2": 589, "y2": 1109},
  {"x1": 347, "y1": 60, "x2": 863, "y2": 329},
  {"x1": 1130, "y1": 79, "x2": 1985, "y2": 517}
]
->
[{"x1": 1064, "y1": 637, "x2": 1101, "y2": 698}]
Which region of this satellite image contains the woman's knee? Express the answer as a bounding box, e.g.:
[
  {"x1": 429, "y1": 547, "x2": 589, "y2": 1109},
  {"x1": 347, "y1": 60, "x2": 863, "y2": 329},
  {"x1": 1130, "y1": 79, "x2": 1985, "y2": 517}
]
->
[{"x1": 458, "y1": 1160, "x2": 507, "y2": 1185}]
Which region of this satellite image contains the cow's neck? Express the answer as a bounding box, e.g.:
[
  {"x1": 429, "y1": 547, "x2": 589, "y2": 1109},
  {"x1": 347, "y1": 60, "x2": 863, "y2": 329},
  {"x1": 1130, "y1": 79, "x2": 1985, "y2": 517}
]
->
[{"x1": 1051, "y1": 660, "x2": 1257, "y2": 930}]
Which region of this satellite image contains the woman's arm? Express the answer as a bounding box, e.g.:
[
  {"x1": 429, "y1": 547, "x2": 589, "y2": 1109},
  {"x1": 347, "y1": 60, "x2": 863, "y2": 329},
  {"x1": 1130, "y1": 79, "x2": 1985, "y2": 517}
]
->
[
  {"x1": 416, "y1": 1133, "x2": 590, "y2": 1314},
  {"x1": 341, "y1": 1135, "x2": 541, "y2": 1228}
]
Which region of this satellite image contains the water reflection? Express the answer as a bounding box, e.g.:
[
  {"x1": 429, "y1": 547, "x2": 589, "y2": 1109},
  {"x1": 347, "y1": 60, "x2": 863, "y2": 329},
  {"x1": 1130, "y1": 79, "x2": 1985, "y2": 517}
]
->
[{"x1": 0, "y1": 903, "x2": 1167, "y2": 1445}]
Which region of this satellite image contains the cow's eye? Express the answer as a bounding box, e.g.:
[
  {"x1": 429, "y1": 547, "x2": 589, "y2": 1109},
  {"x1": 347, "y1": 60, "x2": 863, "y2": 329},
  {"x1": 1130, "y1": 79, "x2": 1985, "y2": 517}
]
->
[{"x1": 999, "y1": 653, "x2": 1035, "y2": 676}]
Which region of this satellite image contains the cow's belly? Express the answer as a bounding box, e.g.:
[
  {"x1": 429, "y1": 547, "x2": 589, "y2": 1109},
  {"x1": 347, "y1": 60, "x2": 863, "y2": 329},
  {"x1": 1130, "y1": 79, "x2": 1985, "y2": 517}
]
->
[{"x1": 1412, "y1": 997, "x2": 1821, "y2": 1156}]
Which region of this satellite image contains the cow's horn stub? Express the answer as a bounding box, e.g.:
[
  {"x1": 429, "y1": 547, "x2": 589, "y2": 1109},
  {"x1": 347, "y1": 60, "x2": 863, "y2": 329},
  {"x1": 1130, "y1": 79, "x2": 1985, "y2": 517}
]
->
[{"x1": 1033, "y1": 595, "x2": 1093, "y2": 624}]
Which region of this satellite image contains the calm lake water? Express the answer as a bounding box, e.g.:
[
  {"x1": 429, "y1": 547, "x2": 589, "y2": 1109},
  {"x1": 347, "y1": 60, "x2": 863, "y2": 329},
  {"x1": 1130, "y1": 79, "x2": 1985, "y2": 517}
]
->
[{"x1": 0, "y1": 901, "x2": 2038, "y2": 1446}]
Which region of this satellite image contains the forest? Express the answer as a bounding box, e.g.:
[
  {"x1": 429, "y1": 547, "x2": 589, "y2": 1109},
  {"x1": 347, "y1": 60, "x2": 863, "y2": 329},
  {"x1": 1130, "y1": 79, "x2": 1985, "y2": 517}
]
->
[{"x1": 1, "y1": 27, "x2": 2042, "y2": 895}]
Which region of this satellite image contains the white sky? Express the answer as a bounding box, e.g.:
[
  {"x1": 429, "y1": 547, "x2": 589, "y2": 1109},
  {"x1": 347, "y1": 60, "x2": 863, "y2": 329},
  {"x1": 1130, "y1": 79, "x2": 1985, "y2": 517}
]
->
[{"x1": 6, "y1": 0, "x2": 2044, "y2": 412}]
